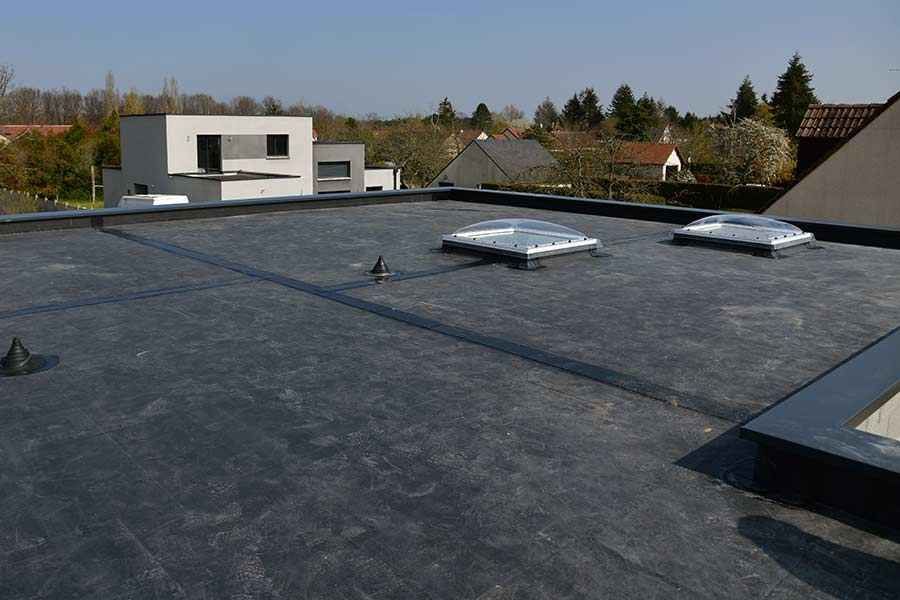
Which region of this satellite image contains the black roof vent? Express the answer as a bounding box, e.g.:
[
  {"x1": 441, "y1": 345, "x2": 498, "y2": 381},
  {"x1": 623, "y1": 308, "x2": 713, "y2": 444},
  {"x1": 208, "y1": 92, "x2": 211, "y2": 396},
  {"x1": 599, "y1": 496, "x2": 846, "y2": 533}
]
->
[
  {"x1": 370, "y1": 256, "x2": 392, "y2": 278},
  {"x1": 0, "y1": 337, "x2": 57, "y2": 377}
]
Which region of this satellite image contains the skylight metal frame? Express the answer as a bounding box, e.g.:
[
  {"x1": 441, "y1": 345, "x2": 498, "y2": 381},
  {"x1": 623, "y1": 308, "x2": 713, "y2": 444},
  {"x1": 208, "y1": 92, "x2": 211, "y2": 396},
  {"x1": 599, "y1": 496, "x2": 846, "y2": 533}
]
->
[
  {"x1": 442, "y1": 219, "x2": 599, "y2": 263},
  {"x1": 672, "y1": 215, "x2": 814, "y2": 253}
]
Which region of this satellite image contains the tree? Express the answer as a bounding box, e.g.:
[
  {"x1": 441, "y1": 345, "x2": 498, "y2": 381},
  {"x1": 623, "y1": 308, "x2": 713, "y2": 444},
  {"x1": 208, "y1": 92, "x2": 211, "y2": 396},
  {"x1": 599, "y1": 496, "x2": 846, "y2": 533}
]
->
[
  {"x1": 436, "y1": 97, "x2": 456, "y2": 128},
  {"x1": 609, "y1": 84, "x2": 638, "y2": 136},
  {"x1": 580, "y1": 88, "x2": 604, "y2": 129},
  {"x1": 771, "y1": 52, "x2": 818, "y2": 134},
  {"x1": 500, "y1": 104, "x2": 524, "y2": 122},
  {"x1": 0, "y1": 63, "x2": 13, "y2": 98},
  {"x1": 633, "y1": 93, "x2": 661, "y2": 140},
  {"x1": 471, "y1": 102, "x2": 493, "y2": 131},
  {"x1": 230, "y1": 96, "x2": 261, "y2": 116},
  {"x1": 533, "y1": 97, "x2": 559, "y2": 130},
  {"x1": 378, "y1": 117, "x2": 447, "y2": 187},
  {"x1": 716, "y1": 118, "x2": 794, "y2": 184},
  {"x1": 103, "y1": 71, "x2": 119, "y2": 117},
  {"x1": 121, "y1": 89, "x2": 145, "y2": 115},
  {"x1": 262, "y1": 95, "x2": 284, "y2": 115},
  {"x1": 160, "y1": 77, "x2": 181, "y2": 114},
  {"x1": 730, "y1": 76, "x2": 759, "y2": 121},
  {"x1": 561, "y1": 93, "x2": 584, "y2": 129}
]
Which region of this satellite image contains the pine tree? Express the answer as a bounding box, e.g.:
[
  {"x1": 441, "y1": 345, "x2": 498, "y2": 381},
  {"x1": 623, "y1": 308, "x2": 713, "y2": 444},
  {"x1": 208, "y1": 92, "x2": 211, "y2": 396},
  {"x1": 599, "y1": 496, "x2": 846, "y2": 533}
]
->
[
  {"x1": 579, "y1": 88, "x2": 604, "y2": 129},
  {"x1": 633, "y1": 93, "x2": 662, "y2": 140},
  {"x1": 436, "y1": 97, "x2": 456, "y2": 128},
  {"x1": 562, "y1": 93, "x2": 584, "y2": 129},
  {"x1": 771, "y1": 53, "x2": 818, "y2": 134},
  {"x1": 471, "y1": 102, "x2": 493, "y2": 131},
  {"x1": 731, "y1": 76, "x2": 759, "y2": 121},
  {"x1": 533, "y1": 97, "x2": 560, "y2": 130},
  {"x1": 609, "y1": 84, "x2": 638, "y2": 136}
]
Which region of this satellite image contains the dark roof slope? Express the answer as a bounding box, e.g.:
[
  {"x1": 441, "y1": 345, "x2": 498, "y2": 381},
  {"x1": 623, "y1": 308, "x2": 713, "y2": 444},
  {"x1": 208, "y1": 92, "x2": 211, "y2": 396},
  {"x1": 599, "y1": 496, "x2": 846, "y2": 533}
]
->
[
  {"x1": 3, "y1": 193, "x2": 900, "y2": 597},
  {"x1": 796, "y1": 103, "x2": 884, "y2": 138},
  {"x1": 474, "y1": 138, "x2": 557, "y2": 178}
]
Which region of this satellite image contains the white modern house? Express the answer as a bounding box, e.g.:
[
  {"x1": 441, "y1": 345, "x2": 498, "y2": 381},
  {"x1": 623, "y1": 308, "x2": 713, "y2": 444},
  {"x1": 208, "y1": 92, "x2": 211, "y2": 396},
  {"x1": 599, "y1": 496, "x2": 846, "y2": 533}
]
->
[
  {"x1": 103, "y1": 115, "x2": 313, "y2": 207},
  {"x1": 104, "y1": 114, "x2": 402, "y2": 207}
]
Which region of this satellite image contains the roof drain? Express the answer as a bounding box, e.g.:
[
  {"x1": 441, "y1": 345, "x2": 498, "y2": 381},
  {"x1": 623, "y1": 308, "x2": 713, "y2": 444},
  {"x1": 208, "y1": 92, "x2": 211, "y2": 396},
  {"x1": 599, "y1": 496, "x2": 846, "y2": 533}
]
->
[
  {"x1": 672, "y1": 214, "x2": 815, "y2": 257},
  {"x1": 369, "y1": 255, "x2": 392, "y2": 279},
  {"x1": 0, "y1": 337, "x2": 58, "y2": 377},
  {"x1": 442, "y1": 219, "x2": 600, "y2": 270}
]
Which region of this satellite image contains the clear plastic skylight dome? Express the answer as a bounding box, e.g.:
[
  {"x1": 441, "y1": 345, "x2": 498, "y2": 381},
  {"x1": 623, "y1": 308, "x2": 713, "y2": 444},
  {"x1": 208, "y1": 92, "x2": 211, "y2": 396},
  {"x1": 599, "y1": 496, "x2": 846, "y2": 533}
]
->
[
  {"x1": 673, "y1": 214, "x2": 814, "y2": 252},
  {"x1": 442, "y1": 218, "x2": 599, "y2": 262}
]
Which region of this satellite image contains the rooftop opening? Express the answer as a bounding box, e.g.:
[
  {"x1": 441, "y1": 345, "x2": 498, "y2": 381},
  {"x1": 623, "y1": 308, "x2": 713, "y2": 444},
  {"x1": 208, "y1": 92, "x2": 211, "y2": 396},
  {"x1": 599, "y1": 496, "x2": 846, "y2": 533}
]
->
[
  {"x1": 442, "y1": 218, "x2": 599, "y2": 267},
  {"x1": 853, "y1": 385, "x2": 900, "y2": 442},
  {"x1": 672, "y1": 214, "x2": 814, "y2": 255}
]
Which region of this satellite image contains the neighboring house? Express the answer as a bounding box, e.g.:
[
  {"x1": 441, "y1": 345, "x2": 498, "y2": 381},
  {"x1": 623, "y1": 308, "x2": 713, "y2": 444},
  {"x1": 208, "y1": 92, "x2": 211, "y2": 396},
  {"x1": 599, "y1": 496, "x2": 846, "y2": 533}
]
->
[
  {"x1": 430, "y1": 139, "x2": 557, "y2": 188},
  {"x1": 364, "y1": 163, "x2": 402, "y2": 191},
  {"x1": 312, "y1": 141, "x2": 365, "y2": 195},
  {"x1": 0, "y1": 124, "x2": 71, "y2": 145},
  {"x1": 492, "y1": 127, "x2": 524, "y2": 141},
  {"x1": 444, "y1": 129, "x2": 489, "y2": 157},
  {"x1": 766, "y1": 90, "x2": 900, "y2": 228},
  {"x1": 103, "y1": 115, "x2": 371, "y2": 207},
  {"x1": 103, "y1": 114, "x2": 314, "y2": 206},
  {"x1": 794, "y1": 103, "x2": 883, "y2": 176},
  {"x1": 615, "y1": 142, "x2": 684, "y2": 181}
]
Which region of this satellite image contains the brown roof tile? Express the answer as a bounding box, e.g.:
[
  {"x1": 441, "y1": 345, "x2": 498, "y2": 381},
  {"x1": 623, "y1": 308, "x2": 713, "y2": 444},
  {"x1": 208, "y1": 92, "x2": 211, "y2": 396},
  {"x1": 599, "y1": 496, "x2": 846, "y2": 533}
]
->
[{"x1": 795, "y1": 104, "x2": 883, "y2": 138}]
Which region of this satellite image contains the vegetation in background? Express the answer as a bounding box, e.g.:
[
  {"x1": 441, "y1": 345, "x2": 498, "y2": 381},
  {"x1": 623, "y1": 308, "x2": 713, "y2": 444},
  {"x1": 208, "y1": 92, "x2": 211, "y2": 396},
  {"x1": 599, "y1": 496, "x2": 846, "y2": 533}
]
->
[{"x1": 0, "y1": 50, "x2": 819, "y2": 209}]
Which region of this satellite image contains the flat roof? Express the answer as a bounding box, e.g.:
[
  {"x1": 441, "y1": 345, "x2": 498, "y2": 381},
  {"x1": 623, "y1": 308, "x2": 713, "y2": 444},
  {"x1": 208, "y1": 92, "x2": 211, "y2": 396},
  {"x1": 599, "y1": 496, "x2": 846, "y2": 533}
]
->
[{"x1": 3, "y1": 191, "x2": 900, "y2": 598}]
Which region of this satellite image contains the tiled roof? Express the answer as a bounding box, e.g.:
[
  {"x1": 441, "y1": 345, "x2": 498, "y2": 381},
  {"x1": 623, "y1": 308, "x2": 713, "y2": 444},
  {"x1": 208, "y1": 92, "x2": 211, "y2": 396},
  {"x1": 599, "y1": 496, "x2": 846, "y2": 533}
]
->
[
  {"x1": 795, "y1": 104, "x2": 883, "y2": 138},
  {"x1": 617, "y1": 142, "x2": 680, "y2": 165},
  {"x1": 0, "y1": 124, "x2": 72, "y2": 139},
  {"x1": 474, "y1": 139, "x2": 557, "y2": 177}
]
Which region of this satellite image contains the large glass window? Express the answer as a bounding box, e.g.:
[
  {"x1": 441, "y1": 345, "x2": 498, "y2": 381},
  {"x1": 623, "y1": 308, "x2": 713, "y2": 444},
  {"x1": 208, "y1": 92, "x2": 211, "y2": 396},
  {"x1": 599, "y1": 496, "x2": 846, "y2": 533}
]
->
[
  {"x1": 318, "y1": 161, "x2": 351, "y2": 179},
  {"x1": 267, "y1": 134, "x2": 289, "y2": 157},
  {"x1": 197, "y1": 135, "x2": 222, "y2": 172}
]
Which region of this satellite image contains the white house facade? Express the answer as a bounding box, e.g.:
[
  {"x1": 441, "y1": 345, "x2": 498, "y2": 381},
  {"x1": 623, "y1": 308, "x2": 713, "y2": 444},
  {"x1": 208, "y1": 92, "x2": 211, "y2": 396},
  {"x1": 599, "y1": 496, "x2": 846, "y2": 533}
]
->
[{"x1": 103, "y1": 115, "x2": 314, "y2": 207}]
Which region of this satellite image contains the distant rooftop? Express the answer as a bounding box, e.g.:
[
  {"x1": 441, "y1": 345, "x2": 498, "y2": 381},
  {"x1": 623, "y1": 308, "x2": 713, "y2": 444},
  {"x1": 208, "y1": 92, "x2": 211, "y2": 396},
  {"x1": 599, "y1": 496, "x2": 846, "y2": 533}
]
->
[
  {"x1": 0, "y1": 124, "x2": 72, "y2": 140},
  {"x1": 2, "y1": 189, "x2": 900, "y2": 598},
  {"x1": 795, "y1": 103, "x2": 884, "y2": 138},
  {"x1": 473, "y1": 138, "x2": 557, "y2": 178}
]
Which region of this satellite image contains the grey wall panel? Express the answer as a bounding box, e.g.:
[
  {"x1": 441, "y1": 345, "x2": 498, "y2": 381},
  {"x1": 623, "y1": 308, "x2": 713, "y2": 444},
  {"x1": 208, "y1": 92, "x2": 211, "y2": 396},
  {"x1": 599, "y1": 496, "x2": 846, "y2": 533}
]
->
[{"x1": 223, "y1": 135, "x2": 267, "y2": 160}]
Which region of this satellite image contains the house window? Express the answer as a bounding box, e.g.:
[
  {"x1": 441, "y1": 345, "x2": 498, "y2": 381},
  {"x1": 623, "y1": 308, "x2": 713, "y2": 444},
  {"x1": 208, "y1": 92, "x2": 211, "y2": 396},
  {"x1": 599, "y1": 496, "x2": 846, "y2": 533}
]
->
[
  {"x1": 134, "y1": 183, "x2": 149, "y2": 194},
  {"x1": 319, "y1": 189, "x2": 350, "y2": 195},
  {"x1": 318, "y1": 161, "x2": 351, "y2": 179},
  {"x1": 438, "y1": 181, "x2": 454, "y2": 187},
  {"x1": 366, "y1": 186, "x2": 383, "y2": 192},
  {"x1": 267, "y1": 134, "x2": 289, "y2": 158},
  {"x1": 197, "y1": 135, "x2": 222, "y2": 172}
]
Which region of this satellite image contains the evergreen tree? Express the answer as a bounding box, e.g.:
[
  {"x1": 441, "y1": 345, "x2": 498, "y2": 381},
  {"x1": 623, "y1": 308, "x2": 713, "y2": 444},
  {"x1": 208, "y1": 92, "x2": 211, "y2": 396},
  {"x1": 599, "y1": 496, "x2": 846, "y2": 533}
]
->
[
  {"x1": 633, "y1": 93, "x2": 662, "y2": 140},
  {"x1": 471, "y1": 102, "x2": 493, "y2": 131},
  {"x1": 436, "y1": 97, "x2": 456, "y2": 128},
  {"x1": 771, "y1": 52, "x2": 818, "y2": 134},
  {"x1": 730, "y1": 76, "x2": 759, "y2": 121},
  {"x1": 609, "y1": 84, "x2": 639, "y2": 136},
  {"x1": 609, "y1": 84, "x2": 636, "y2": 121},
  {"x1": 561, "y1": 93, "x2": 584, "y2": 129},
  {"x1": 533, "y1": 97, "x2": 560, "y2": 130},
  {"x1": 579, "y1": 88, "x2": 604, "y2": 129}
]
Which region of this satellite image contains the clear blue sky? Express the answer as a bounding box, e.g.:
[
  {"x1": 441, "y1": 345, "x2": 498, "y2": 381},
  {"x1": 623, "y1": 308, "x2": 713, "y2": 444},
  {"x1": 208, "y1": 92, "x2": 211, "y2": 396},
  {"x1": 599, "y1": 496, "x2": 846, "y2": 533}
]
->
[{"x1": 3, "y1": 1, "x2": 899, "y2": 118}]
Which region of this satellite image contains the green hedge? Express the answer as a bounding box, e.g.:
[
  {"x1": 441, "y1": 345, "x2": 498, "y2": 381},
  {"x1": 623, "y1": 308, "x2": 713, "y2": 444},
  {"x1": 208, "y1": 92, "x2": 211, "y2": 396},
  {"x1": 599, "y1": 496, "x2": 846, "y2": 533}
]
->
[{"x1": 482, "y1": 180, "x2": 784, "y2": 213}]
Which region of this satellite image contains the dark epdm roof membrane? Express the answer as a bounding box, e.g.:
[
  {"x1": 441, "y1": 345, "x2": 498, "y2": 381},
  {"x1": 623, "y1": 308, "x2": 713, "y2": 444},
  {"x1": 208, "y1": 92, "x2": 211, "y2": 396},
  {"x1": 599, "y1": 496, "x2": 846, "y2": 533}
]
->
[{"x1": 3, "y1": 200, "x2": 900, "y2": 599}]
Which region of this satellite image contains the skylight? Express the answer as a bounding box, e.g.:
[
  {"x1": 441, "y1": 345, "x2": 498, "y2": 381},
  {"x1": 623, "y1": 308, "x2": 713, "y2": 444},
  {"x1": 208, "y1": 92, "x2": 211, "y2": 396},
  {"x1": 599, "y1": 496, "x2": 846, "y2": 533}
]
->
[
  {"x1": 672, "y1": 214, "x2": 814, "y2": 253},
  {"x1": 442, "y1": 219, "x2": 599, "y2": 266}
]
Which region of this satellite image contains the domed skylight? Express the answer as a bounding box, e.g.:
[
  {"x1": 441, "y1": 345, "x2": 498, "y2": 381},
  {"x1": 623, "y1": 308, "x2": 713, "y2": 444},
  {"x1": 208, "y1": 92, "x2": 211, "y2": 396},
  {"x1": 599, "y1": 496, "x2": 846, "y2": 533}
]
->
[
  {"x1": 673, "y1": 214, "x2": 814, "y2": 253},
  {"x1": 442, "y1": 219, "x2": 599, "y2": 265}
]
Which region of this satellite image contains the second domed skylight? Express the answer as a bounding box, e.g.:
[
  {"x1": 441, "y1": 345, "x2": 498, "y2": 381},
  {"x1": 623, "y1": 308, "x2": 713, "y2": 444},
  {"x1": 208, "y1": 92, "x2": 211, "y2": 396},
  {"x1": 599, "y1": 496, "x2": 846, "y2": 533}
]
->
[{"x1": 673, "y1": 214, "x2": 814, "y2": 253}]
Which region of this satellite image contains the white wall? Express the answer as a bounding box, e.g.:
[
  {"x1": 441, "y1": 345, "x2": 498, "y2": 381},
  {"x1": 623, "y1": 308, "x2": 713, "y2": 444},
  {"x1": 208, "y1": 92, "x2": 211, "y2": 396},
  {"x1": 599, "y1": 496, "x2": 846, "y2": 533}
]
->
[
  {"x1": 364, "y1": 168, "x2": 400, "y2": 191},
  {"x1": 218, "y1": 177, "x2": 303, "y2": 200},
  {"x1": 766, "y1": 96, "x2": 900, "y2": 227},
  {"x1": 107, "y1": 114, "x2": 314, "y2": 206},
  {"x1": 164, "y1": 115, "x2": 313, "y2": 186}
]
